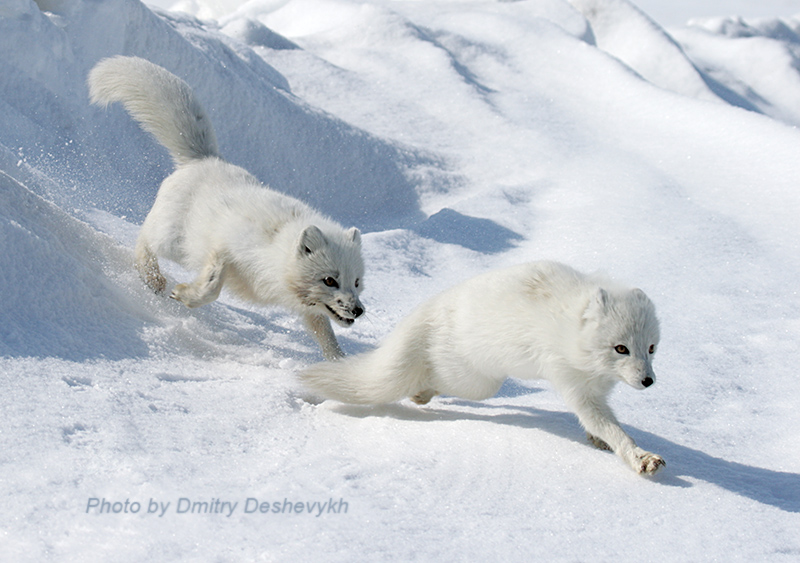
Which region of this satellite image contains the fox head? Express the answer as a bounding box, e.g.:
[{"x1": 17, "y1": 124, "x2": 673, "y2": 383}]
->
[
  {"x1": 289, "y1": 225, "x2": 365, "y2": 327},
  {"x1": 581, "y1": 286, "x2": 661, "y2": 390}
]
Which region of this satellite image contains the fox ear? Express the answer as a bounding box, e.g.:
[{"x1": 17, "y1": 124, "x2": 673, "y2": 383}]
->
[
  {"x1": 298, "y1": 226, "x2": 327, "y2": 256},
  {"x1": 583, "y1": 288, "x2": 608, "y2": 322},
  {"x1": 348, "y1": 227, "x2": 361, "y2": 245}
]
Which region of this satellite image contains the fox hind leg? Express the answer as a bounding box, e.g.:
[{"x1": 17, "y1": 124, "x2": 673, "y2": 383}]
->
[
  {"x1": 411, "y1": 389, "x2": 438, "y2": 405},
  {"x1": 135, "y1": 239, "x2": 167, "y2": 294},
  {"x1": 587, "y1": 433, "x2": 612, "y2": 451},
  {"x1": 170, "y1": 250, "x2": 227, "y2": 308}
]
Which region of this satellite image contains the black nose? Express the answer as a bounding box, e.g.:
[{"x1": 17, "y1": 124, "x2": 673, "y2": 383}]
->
[
  {"x1": 642, "y1": 376, "x2": 654, "y2": 388},
  {"x1": 353, "y1": 306, "x2": 364, "y2": 318}
]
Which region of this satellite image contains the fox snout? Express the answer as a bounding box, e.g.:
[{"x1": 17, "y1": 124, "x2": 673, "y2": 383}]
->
[
  {"x1": 637, "y1": 364, "x2": 656, "y2": 389},
  {"x1": 326, "y1": 295, "x2": 365, "y2": 326},
  {"x1": 338, "y1": 295, "x2": 364, "y2": 317},
  {"x1": 621, "y1": 359, "x2": 656, "y2": 390},
  {"x1": 339, "y1": 300, "x2": 364, "y2": 320}
]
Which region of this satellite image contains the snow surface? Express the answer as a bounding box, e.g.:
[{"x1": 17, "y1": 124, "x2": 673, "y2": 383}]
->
[
  {"x1": 2, "y1": 0, "x2": 800, "y2": 560},
  {"x1": 637, "y1": 1, "x2": 800, "y2": 28}
]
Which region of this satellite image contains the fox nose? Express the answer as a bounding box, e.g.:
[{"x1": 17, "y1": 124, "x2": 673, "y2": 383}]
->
[
  {"x1": 642, "y1": 376, "x2": 654, "y2": 388},
  {"x1": 353, "y1": 306, "x2": 364, "y2": 318}
]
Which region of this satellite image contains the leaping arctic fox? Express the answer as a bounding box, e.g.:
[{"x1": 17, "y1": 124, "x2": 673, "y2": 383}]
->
[
  {"x1": 299, "y1": 261, "x2": 665, "y2": 475},
  {"x1": 88, "y1": 56, "x2": 365, "y2": 360}
]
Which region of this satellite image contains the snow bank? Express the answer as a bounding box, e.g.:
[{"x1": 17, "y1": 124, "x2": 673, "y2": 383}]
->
[
  {"x1": 0, "y1": 0, "x2": 425, "y2": 229},
  {"x1": 672, "y1": 13, "x2": 800, "y2": 124},
  {"x1": 568, "y1": 0, "x2": 724, "y2": 102},
  {"x1": 0, "y1": 170, "x2": 146, "y2": 359}
]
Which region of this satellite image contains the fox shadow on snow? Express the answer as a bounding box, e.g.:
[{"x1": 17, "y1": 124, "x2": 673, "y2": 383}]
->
[
  {"x1": 412, "y1": 208, "x2": 523, "y2": 254},
  {"x1": 327, "y1": 382, "x2": 800, "y2": 514}
]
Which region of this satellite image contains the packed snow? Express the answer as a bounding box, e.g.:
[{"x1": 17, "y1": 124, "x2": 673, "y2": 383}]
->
[{"x1": 1, "y1": 0, "x2": 800, "y2": 560}]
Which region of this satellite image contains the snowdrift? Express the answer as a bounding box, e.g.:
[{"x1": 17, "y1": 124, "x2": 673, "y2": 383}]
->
[
  {"x1": 0, "y1": 0, "x2": 424, "y2": 228},
  {"x1": 0, "y1": 170, "x2": 150, "y2": 359}
]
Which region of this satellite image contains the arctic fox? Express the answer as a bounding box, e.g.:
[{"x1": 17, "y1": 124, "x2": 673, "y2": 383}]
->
[
  {"x1": 88, "y1": 56, "x2": 365, "y2": 360},
  {"x1": 300, "y1": 261, "x2": 665, "y2": 474}
]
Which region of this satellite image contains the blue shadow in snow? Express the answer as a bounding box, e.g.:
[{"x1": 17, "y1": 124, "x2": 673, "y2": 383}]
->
[
  {"x1": 412, "y1": 208, "x2": 523, "y2": 254},
  {"x1": 627, "y1": 427, "x2": 800, "y2": 513},
  {"x1": 329, "y1": 397, "x2": 800, "y2": 514}
]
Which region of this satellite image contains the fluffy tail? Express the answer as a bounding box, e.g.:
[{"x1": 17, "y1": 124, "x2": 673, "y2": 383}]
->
[
  {"x1": 88, "y1": 56, "x2": 219, "y2": 166},
  {"x1": 299, "y1": 343, "x2": 427, "y2": 405}
]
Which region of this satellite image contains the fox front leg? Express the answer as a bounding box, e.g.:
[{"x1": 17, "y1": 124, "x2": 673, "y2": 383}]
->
[
  {"x1": 561, "y1": 388, "x2": 665, "y2": 475},
  {"x1": 170, "y1": 251, "x2": 227, "y2": 308},
  {"x1": 585, "y1": 404, "x2": 664, "y2": 475},
  {"x1": 303, "y1": 312, "x2": 344, "y2": 361}
]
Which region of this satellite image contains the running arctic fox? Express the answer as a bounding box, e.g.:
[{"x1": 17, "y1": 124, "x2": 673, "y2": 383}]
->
[
  {"x1": 300, "y1": 261, "x2": 665, "y2": 474},
  {"x1": 88, "y1": 56, "x2": 364, "y2": 360}
]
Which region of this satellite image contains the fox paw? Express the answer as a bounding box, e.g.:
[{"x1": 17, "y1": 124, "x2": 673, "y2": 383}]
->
[
  {"x1": 140, "y1": 271, "x2": 167, "y2": 295},
  {"x1": 411, "y1": 389, "x2": 437, "y2": 405},
  {"x1": 169, "y1": 284, "x2": 195, "y2": 308},
  {"x1": 150, "y1": 276, "x2": 167, "y2": 295},
  {"x1": 587, "y1": 433, "x2": 612, "y2": 451},
  {"x1": 635, "y1": 452, "x2": 666, "y2": 475}
]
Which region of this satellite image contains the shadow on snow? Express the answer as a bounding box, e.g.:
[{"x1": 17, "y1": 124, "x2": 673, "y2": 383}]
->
[{"x1": 327, "y1": 396, "x2": 800, "y2": 514}]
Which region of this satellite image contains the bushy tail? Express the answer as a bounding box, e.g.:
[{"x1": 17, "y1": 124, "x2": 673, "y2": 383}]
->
[
  {"x1": 88, "y1": 56, "x2": 219, "y2": 166},
  {"x1": 299, "y1": 344, "x2": 425, "y2": 405}
]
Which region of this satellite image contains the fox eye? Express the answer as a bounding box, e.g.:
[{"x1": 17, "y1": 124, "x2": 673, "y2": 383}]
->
[
  {"x1": 649, "y1": 344, "x2": 655, "y2": 354},
  {"x1": 614, "y1": 345, "x2": 630, "y2": 355},
  {"x1": 354, "y1": 278, "x2": 360, "y2": 288},
  {"x1": 323, "y1": 277, "x2": 339, "y2": 288}
]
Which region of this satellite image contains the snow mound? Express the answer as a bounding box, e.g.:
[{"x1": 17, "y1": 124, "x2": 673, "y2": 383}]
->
[
  {"x1": 569, "y1": 0, "x2": 724, "y2": 102},
  {"x1": 1, "y1": 0, "x2": 426, "y2": 229},
  {"x1": 673, "y1": 13, "x2": 800, "y2": 124},
  {"x1": 0, "y1": 170, "x2": 148, "y2": 359}
]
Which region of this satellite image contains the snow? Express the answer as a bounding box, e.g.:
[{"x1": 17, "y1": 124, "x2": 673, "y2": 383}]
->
[
  {"x1": 2, "y1": 0, "x2": 800, "y2": 560},
  {"x1": 636, "y1": 0, "x2": 800, "y2": 28}
]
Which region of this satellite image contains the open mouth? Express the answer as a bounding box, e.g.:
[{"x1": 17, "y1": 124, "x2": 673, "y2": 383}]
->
[{"x1": 325, "y1": 304, "x2": 355, "y2": 325}]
